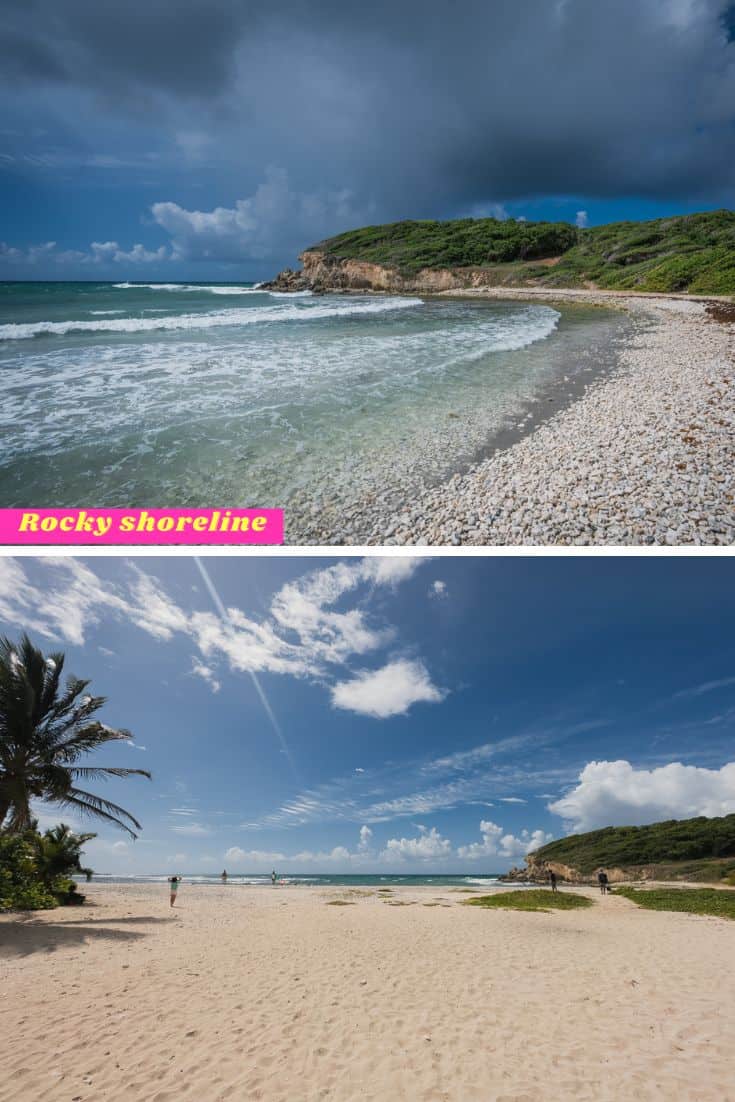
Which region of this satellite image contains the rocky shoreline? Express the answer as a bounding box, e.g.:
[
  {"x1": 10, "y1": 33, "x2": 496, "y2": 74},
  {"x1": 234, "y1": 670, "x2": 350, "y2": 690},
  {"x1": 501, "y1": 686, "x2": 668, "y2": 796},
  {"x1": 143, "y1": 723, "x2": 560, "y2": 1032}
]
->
[{"x1": 285, "y1": 288, "x2": 734, "y2": 546}]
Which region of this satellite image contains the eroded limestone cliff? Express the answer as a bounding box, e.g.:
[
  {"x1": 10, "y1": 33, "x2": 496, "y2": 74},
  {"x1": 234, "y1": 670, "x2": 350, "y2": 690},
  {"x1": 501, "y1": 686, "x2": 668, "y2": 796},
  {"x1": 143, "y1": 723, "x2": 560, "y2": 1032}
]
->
[{"x1": 262, "y1": 250, "x2": 507, "y2": 294}]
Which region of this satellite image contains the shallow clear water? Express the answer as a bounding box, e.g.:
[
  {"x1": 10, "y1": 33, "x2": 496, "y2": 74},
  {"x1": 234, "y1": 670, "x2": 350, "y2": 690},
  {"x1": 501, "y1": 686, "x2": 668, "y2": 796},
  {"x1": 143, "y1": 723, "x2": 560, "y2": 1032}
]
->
[{"x1": 0, "y1": 281, "x2": 624, "y2": 510}]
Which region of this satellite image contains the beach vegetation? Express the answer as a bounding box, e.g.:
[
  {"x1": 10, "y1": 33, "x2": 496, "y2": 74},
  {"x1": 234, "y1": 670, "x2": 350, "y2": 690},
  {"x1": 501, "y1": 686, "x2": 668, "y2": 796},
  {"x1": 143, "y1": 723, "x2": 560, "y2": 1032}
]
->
[
  {"x1": 614, "y1": 886, "x2": 735, "y2": 921},
  {"x1": 312, "y1": 210, "x2": 735, "y2": 293},
  {"x1": 0, "y1": 634, "x2": 150, "y2": 837},
  {"x1": 464, "y1": 890, "x2": 593, "y2": 913},
  {"x1": 528, "y1": 814, "x2": 735, "y2": 876},
  {"x1": 0, "y1": 824, "x2": 91, "y2": 911}
]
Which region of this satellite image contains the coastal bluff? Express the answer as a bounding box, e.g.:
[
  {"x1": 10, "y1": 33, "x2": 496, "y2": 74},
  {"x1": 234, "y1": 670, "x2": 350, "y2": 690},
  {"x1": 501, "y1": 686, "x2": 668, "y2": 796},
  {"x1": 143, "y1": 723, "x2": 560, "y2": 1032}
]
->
[
  {"x1": 263, "y1": 210, "x2": 735, "y2": 295},
  {"x1": 262, "y1": 248, "x2": 494, "y2": 295},
  {"x1": 500, "y1": 814, "x2": 735, "y2": 886}
]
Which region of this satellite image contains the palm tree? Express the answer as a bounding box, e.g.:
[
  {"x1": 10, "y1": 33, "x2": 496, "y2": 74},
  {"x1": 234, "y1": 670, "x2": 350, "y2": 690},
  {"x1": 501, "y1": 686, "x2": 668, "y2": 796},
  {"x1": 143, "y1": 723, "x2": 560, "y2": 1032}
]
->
[
  {"x1": 0, "y1": 635, "x2": 150, "y2": 837},
  {"x1": 32, "y1": 823, "x2": 96, "y2": 887}
]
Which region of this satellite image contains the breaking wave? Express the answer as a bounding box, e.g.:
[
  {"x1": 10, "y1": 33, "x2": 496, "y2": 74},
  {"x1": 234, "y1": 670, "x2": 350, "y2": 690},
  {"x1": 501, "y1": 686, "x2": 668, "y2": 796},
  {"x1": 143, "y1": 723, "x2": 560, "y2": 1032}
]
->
[
  {"x1": 110, "y1": 281, "x2": 312, "y2": 297},
  {"x1": 0, "y1": 297, "x2": 424, "y2": 340}
]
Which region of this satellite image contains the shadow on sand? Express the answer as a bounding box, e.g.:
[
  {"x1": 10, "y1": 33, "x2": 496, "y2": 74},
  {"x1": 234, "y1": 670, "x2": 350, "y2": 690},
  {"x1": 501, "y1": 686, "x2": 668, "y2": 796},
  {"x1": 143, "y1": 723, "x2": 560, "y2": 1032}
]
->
[{"x1": 0, "y1": 914, "x2": 172, "y2": 958}]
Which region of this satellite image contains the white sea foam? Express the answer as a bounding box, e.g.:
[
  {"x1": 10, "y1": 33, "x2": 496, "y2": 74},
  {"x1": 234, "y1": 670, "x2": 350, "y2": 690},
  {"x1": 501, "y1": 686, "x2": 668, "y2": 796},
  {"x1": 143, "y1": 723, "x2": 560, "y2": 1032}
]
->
[
  {"x1": 0, "y1": 297, "x2": 423, "y2": 340},
  {"x1": 111, "y1": 281, "x2": 307, "y2": 297},
  {"x1": 89, "y1": 309, "x2": 126, "y2": 315}
]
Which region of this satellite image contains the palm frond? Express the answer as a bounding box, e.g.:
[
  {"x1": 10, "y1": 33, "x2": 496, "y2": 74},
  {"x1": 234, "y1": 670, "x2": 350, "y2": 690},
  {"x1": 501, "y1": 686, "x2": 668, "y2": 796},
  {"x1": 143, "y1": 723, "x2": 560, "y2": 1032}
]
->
[
  {"x1": 59, "y1": 788, "x2": 144, "y2": 838},
  {"x1": 71, "y1": 766, "x2": 152, "y2": 781}
]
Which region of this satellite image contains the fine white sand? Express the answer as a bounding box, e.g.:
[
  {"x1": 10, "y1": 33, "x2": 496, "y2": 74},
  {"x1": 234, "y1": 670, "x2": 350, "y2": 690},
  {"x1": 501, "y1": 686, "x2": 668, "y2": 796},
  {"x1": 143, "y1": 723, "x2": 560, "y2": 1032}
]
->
[{"x1": 2, "y1": 883, "x2": 734, "y2": 1101}]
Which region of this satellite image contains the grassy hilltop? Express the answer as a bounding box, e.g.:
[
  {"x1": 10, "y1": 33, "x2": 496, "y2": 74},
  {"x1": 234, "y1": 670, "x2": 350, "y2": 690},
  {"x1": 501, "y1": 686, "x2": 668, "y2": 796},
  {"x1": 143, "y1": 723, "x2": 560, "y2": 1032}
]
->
[
  {"x1": 528, "y1": 814, "x2": 735, "y2": 882},
  {"x1": 311, "y1": 210, "x2": 735, "y2": 294}
]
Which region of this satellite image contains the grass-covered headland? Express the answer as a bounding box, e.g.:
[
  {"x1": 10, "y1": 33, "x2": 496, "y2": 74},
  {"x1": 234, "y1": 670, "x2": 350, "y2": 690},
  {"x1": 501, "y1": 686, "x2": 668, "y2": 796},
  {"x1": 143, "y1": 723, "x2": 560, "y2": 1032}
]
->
[
  {"x1": 527, "y1": 814, "x2": 735, "y2": 880},
  {"x1": 464, "y1": 890, "x2": 593, "y2": 913},
  {"x1": 311, "y1": 209, "x2": 735, "y2": 293}
]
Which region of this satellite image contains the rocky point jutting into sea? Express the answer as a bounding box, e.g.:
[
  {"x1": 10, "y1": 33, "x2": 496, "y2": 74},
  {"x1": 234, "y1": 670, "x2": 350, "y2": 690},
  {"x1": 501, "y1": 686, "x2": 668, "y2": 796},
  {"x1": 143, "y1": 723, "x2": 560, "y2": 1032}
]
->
[{"x1": 266, "y1": 250, "x2": 735, "y2": 547}]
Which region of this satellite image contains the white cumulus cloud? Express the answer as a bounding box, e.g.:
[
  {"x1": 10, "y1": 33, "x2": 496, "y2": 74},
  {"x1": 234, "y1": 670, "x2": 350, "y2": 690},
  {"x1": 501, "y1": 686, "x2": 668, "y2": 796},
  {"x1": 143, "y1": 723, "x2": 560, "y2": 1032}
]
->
[
  {"x1": 457, "y1": 820, "x2": 553, "y2": 860},
  {"x1": 151, "y1": 166, "x2": 373, "y2": 263},
  {"x1": 549, "y1": 759, "x2": 735, "y2": 833},
  {"x1": 383, "y1": 825, "x2": 452, "y2": 861},
  {"x1": 331, "y1": 658, "x2": 445, "y2": 718}
]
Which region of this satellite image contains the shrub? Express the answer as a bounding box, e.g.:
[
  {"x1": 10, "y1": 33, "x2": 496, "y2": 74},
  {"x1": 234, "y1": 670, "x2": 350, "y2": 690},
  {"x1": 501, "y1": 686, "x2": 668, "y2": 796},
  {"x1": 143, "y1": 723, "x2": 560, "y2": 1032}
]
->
[{"x1": 0, "y1": 832, "x2": 58, "y2": 912}]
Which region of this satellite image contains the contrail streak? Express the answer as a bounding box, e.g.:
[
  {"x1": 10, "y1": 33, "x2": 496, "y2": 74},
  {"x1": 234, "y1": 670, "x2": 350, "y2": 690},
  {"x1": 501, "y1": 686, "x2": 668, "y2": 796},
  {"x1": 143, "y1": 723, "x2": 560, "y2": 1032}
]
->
[{"x1": 193, "y1": 556, "x2": 299, "y2": 781}]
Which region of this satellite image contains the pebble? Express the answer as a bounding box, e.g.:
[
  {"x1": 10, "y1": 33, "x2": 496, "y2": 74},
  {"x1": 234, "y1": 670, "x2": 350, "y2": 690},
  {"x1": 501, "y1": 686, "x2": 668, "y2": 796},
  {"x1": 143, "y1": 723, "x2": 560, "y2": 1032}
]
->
[{"x1": 285, "y1": 292, "x2": 735, "y2": 546}]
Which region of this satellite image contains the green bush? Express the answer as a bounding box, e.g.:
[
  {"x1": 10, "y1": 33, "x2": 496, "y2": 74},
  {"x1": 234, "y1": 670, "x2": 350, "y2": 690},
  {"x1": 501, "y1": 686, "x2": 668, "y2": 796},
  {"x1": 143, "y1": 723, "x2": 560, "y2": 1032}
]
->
[
  {"x1": 0, "y1": 824, "x2": 92, "y2": 911},
  {"x1": 0, "y1": 832, "x2": 58, "y2": 911}
]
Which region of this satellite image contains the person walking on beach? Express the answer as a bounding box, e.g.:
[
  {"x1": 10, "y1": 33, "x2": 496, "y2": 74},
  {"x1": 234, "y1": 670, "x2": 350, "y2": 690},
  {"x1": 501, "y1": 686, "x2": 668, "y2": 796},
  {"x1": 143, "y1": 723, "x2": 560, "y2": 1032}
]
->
[
  {"x1": 169, "y1": 875, "x2": 182, "y2": 907},
  {"x1": 598, "y1": 869, "x2": 609, "y2": 895},
  {"x1": 271, "y1": 869, "x2": 277, "y2": 885},
  {"x1": 549, "y1": 869, "x2": 558, "y2": 892}
]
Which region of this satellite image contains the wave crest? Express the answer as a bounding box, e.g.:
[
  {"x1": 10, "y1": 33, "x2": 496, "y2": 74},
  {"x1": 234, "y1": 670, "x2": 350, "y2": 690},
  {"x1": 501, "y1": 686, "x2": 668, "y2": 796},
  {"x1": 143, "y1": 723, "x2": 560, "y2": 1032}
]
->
[{"x1": 0, "y1": 297, "x2": 424, "y2": 340}]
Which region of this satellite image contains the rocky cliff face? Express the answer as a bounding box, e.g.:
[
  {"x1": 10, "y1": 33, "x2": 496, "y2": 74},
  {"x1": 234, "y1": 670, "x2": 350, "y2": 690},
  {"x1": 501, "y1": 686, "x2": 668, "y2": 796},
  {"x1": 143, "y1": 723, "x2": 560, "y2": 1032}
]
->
[
  {"x1": 262, "y1": 250, "x2": 504, "y2": 294},
  {"x1": 501, "y1": 853, "x2": 643, "y2": 885}
]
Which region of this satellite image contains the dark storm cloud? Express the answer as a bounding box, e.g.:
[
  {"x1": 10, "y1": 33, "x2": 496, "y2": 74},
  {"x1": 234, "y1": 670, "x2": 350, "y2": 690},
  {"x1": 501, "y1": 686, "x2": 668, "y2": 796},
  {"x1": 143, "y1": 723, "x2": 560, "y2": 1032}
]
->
[{"x1": 1, "y1": 0, "x2": 735, "y2": 267}]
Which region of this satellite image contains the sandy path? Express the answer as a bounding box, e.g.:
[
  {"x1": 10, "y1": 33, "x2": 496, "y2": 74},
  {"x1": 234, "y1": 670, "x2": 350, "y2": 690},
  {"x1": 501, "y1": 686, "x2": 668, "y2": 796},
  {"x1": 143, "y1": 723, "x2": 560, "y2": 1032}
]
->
[{"x1": 2, "y1": 884, "x2": 734, "y2": 1102}]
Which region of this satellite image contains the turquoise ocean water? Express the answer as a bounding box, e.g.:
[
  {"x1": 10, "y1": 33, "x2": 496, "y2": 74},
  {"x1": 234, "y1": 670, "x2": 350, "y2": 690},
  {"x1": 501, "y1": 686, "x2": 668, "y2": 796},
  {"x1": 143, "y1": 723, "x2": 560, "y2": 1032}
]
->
[
  {"x1": 82, "y1": 873, "x2": 507, "y2": 888},
  {"x1": 0, "y1": 281, "x2": 624, "y2": 511}
]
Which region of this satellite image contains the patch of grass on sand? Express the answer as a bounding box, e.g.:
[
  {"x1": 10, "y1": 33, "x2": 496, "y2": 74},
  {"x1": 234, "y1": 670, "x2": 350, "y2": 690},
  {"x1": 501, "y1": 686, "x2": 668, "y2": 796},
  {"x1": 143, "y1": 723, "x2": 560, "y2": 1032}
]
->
[
  {"x1": 326, "y1": 900, "x2": 355, "y2": 906},
  {"x1": 464, "y1": 890, "x2": 593, "y2": 913},
  {"x1": 614, "y1": 887, "x2": 735, "y2": 920},
  {"x1": 449, "y1": 888, "x2": 478, "y2": 893},
  {"x1": 385, "y1": 900, "x2": 416, "y2": 906}
]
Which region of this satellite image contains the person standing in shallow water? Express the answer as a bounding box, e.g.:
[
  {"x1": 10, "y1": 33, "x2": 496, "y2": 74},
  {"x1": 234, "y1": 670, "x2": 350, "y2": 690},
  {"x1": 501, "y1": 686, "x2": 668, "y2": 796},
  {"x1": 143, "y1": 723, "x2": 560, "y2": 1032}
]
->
[
  {"x1": 549, "y1": 869, "x2": 558, "y2": 892},
  {"x1": 598, "y1": 869, "x2": 609, "y2": 895},
  {"x1": 221, "y1": 869, "x2": 228, "y2": 883},
  {"x1": 169, "y1": 875, "x2": 182, "y2": 907},
  {"x1": 271, "y1": 869, "x2": 277, "y2": 885}
]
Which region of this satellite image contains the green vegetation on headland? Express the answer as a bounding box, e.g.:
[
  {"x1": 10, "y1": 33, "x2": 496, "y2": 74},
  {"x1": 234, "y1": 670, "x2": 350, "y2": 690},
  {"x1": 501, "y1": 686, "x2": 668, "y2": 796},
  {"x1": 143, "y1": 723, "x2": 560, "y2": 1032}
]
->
[
  {"x1": 614, "y1": 886, "x2": 735, "y2": 921},
  {"x1": 0, "y1": 634, "x2": 148, "y2": 911},
  {"x1": 527, "y1": 814, "x2": 735, "y2": 879},
  {"x1": 464, "y1": 890, "x2": 592, "y2": 913},
  {"x1": 312, "y1": 209, "x2": 735, "y2": 293}
]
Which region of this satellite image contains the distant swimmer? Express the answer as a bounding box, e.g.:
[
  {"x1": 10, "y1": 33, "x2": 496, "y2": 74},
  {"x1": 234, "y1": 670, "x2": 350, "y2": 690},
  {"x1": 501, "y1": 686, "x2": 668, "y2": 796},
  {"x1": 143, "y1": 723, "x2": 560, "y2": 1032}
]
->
[
  {"x1": 271, "y1": 869, "x2": 277, "y2": 885},
  {"x1": 597, "y1": 869, "x2": 609, "y2": 895},
  {"x1": 221, "y1": 869, "x2": 228, "y2": 882},
  {"x1": 168, "y1": 875, "x2": 182, "y2": 907}
]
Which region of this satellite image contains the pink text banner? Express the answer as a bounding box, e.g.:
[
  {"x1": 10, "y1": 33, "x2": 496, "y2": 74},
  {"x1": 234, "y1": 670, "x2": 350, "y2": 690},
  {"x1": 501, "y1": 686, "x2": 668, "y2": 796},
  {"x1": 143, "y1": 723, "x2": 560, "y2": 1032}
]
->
[{"x1": 0, "y1": 509, "x2": 284, "y2": 546}]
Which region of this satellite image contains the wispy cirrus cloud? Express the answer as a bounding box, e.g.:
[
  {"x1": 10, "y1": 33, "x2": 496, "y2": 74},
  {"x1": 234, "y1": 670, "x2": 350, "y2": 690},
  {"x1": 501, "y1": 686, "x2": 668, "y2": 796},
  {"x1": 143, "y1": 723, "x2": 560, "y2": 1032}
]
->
[
  {"x1": 673, "y1": 676, "x2": 735, "y2": 700},
  {"x1": 0, "y1": 556, "x2": 438, "y2": 720}
]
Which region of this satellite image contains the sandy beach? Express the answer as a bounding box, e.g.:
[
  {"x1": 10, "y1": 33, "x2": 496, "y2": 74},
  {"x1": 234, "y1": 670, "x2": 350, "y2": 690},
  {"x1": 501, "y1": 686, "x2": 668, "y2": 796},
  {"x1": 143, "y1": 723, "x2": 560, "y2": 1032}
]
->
[
  {"x1": 291, "y1": 290, "x2": 734, "y2": 546},
  {"x1": 2, "y1": 883, "x2": 734, "y2": 1102}
]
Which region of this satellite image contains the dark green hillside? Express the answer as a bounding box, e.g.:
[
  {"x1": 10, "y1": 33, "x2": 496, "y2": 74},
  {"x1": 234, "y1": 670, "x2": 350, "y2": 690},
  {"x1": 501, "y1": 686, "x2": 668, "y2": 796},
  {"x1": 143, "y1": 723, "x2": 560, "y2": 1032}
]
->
[
  {"x1": 311, "y1": 210, "x2": 735, "y2": 294},
  {"x1": 528, "y1": 814, "x2": 735, "y2": 875},
  {"x1": 313, "y1": 218, "x2": 578, "y2": 275}
]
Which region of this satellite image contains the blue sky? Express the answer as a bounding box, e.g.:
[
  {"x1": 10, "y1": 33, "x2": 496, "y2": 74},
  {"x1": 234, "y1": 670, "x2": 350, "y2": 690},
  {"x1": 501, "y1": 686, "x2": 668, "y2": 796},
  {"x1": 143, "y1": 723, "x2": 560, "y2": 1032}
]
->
[
  {"x1": 2, "y1": 1, "x2": 735, "y2": 280},
  {"x1": 1, "y1": 554, "x2": 734, "y2": 874}
]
